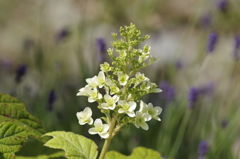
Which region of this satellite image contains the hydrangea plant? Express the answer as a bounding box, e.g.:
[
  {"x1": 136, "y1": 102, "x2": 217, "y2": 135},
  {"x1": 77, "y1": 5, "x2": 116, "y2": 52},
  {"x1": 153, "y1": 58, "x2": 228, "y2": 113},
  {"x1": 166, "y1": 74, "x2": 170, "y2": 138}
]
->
[
  {"x1": 0, "y1": 23, "x2": 163, "y2": 159},
  {"x1": 75, "y1": 23, "x2": 162, "y2": 158}
]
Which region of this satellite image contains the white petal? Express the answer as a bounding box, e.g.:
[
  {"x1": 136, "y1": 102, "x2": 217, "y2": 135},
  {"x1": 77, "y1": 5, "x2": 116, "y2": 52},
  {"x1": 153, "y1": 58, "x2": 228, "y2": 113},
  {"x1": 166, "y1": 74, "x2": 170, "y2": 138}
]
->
[
  {"x1": 94, "y1": 119, "x2": 103, "y2": 128},
  {"x1": 127, "y1": 111, "x2": 135, "y2": 117},
  {"x1": 118, "y1": 109, "x2": 125, "y2": 114},
  {"x1": 99, "y1": 132, "x2": 109, "y2": 139},
  {"x1": 118, "y1": 100, "x2": 124, "y2": 105},
  {"x1": 101, "y1": 103, "x2": 109, "y2": 109},
  {"x1": 155, "y1": 107, "x2": 162, "y2": 115},
  {"x1": 88, "y1": 97, "x2": 95, "y2": 103},
  {"x1": 108, "y1": 104, "x2": 116, "y2": 110},
  {"x1": 84, "y1": 107, "x2": 92, "y2": 117},
  {"x1": 78, "y1": 120, "x2": 86, "y2": 125},
  {"x1": 98, "y1": 71, "x2": 105, "y2": 79},
  {"x1": 129, "y1": 101, "x2": 136, "y2": 110},
  {"x1": 89, "y1": 128, "x2": 98, "y2": 134},
  {"x1": 87, "y1": 118, "x2": 93, "y2": 125},
  {"x1": 76, "y1": 112, "x2": 83, "y2": 119},
  {"x1": 140, "y1": 122, "x2": 149, "y2": 130},
  {"x1": 97, "y1": 93, "x2": 102, "y2": 99},
  {"x1": 113, "y1": 95, "x2": 119, "y2": 102},
  {"x1": 102, "y1": 124, "x2": 109, "y2": 133},
  {"x1": 143, "y1": 113, "x2": 152, "y2": 121},
  {"x1": 104, "y1": 94, "x2": 111, "y2": 101},
  {"x1": 147, "y1": 103, "x2": 154, "y2": 109}
]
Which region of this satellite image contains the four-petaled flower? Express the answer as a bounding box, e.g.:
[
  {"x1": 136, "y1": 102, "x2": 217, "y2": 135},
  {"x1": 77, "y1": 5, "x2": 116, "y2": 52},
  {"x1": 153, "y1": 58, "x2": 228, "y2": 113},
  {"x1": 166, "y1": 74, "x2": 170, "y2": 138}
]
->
[
  {"x1": 76, "y1": 107, "x2": 93, "y2": 125},
  {"x1": 101, "y1": 94, "x2": 119, "y2": 110},
  {"x1": 89, "y1": 119, "x2": 109, "y2": 138},
  {"x1": 135, "y1": 111, "x2": 149, "y2": 130},
  {"x1": 118, "y1": 100, "x2": 136, "y2": 117},
  {"x1": 117, "y1": 72, "x2": 129, "y2": 86},
  {"x1": 139, "y1": 101, "x2": 162, "y2": 121},
  {"x1": 86, "y1": 76, "x2": 99, "y2": 88},
  {"x1": 87, "y1": 87, "x2": 102, "y2": 103}
]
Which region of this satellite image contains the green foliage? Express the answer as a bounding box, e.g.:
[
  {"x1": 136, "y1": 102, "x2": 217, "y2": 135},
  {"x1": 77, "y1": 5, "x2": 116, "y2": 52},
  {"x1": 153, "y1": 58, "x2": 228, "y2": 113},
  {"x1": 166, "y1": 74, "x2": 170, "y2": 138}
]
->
[
  {"x1": 44, "y1": 131, "x2": 98, "y2": 159},
  {"x1": 0, "y1": 122, "x2": 28, "y2": 158},
  {"x1": 0, "y1": 93, "x2": 48, "y2": 143},
  {"x1": 105, "y1": 147, "x2": 163, "y2": 159},
  {"x1": 16, "y1": 151, "x2": 65, "y2": 159}
]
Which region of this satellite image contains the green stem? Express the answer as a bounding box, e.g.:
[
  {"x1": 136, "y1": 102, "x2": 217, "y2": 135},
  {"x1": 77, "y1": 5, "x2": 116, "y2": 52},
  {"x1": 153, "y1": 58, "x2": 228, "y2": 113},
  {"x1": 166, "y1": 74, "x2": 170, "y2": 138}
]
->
[
  {"x1": 169, "y1": 109, "x2": 191, "y2": 157},
  {"x1": 99, "y1": 115, "x2": 118, "y2": 159}
]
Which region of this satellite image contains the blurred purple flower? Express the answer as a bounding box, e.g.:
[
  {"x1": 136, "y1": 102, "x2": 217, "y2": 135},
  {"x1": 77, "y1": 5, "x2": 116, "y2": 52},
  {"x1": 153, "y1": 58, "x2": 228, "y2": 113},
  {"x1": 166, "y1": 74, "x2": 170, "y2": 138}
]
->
[
  {"x1": 201, "y1": 14, "x2": 212, "y2": 28},
  {"x1": 159, "y1": 81, "x2": 175, "y2": 104},
  {"x1": 198, "y1": 141, "x2": 208, "y2": 159},
  {"x1": 56, "y1": 28, "x2": 70, "y2": 42},
  {"x1": 0, "y1": 59, "x2": 12, "y2": 72},
  {"x1": 15, "y1": 64, "x2": 27, "y2": 83},
  {"x1": 221, "y1": 119, "x2": 228, "y2": 128},
  {"x1": 198, "y1": 83, "x2": 214, "y2": 96},
  {"x1": 217, "y1": 0, "x2": 228, "y2": 12},
  {"x1": 207, "y1": 32, "x2": 218, "y2": 53},
  {"x1": 23, "y1": 38, "x2": 34, "y2": 53},
  {"x1": 188, "y1": 87, "x2": 199, "y2": 108},
  {"x1": 233, "y1": 35, "x2": 240, "y2": 60},
  {"x1": 176, "y1": 59, "x2": 183, "y2": 70},
  {"x1": 96, "y1": 38, "x2": 106, "y2": 63},
  {"x1": 47, "y1": 90, "x2": 56, "y2": 111}
]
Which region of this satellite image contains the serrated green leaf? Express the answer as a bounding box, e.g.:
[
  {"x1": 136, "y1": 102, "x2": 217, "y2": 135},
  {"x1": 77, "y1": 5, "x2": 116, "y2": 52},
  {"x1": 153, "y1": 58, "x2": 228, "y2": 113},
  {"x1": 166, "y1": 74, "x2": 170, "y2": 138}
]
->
[
  {"x1": 0, "y1": 93, "x2": 47, "y2": 143},
  {"x1": 105, "y1": 147, "x2": 163, "y2": 159},
  {"x1": 0, "y1": 153, "x2": 16, "y2": 159},
  {"x1": 16, "y1": 151, "x2": 65, "y2": 159},
  {"x1": 0, "y1": 122, "x2": 28, "y2": 158},
  {"x1": 44, "y1": 131, "x2": 98, "y2": 159}
]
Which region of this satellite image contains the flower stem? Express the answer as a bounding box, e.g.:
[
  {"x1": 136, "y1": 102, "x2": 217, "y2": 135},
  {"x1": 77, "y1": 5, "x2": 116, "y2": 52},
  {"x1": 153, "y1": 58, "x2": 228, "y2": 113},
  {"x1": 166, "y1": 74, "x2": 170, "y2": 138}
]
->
[{"x1": 99, "y1": 115, "x2": 118, "y2": 159}]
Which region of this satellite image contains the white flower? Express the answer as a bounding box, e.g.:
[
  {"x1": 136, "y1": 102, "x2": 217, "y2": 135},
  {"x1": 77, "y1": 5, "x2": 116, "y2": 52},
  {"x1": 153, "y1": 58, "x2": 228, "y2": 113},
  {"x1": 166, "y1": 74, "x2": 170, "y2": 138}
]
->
[
  {"x1": 139, "y1": 101, "x2": 151, "y2": 121},
  {"x1": 117, "y1": 72, "x2": 129, "y2": 86},
  {"x1": 135, "y1": 111, "x2": 149, "y2": 130},
  {"x1": 118, "y1": 100, "x2": 136, "y2": 117},
  {"x1": 105, "y1": 78, "x2": 120, "y2": 95},
  {"x1": 139, "y1": 101, "x2": 162, "y2": 121},
  {"x1": 87, "y1": 87, "x2": 102, "y2": 103},
  {"x1": 88, "y1": 119, "x2": 109, "y2": 139},
  {"x1": 86, "y1": 76, "x2": 99, "y2": 88},
  {"x1": 135, "y1": 72, "x2": 149, "y2": 82},
  {"x1": 76, "y1": 107, "x2": 93, "y2": 125},
  {"x1": 101, "y1": 94, "x2": 119, "y2": 110},
  {"x1": 76, "y1": 85, "x2": 92, "y2": 96},
  {"x1": 97, "y1": 71, "x2": 105, "y2": 88},
  {"x1": 147, "y1": 103, "x2": 162, "y2": 121},
  {"x1": 100, "y1": 62, "x2": 111, "y2": 72}
]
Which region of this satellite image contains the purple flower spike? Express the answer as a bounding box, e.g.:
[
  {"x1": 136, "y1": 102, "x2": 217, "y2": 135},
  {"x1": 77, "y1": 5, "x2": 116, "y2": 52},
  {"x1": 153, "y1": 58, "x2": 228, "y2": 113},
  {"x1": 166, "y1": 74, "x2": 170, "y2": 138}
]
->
[
  {"x1": 47, "y1": 90, "x2": 56, "y2": 111},
  {"x1": 198, "y1": 141, "x2": 208, "y2": 158},
  {"x1": 201, "y1": 14, "x2": 212, "y2": 28},
  {"x1": 96, "y1": 38, "x2": 106, "y2": 63},
  {"x1": 233, "y1": 35, "x2": 240, "y2": 60},
  {"x1": 217, "y1": 0, "x2": 228, "y2": 12},
  {"x1": 159, "y1": 81, "x2": 175, "y2": 104},
  {"x1": 207, "y1": 32, "x2": 218, "y2": 53},
  {"x1": 15, "y1": 64, "x2": 27, "y2": 83},
  {"x1": 188, "y1": 87, "x2": 199, "y2": 108},
  {"x1": 56, "y1": 28, "x2": 70, "y2": 42}
]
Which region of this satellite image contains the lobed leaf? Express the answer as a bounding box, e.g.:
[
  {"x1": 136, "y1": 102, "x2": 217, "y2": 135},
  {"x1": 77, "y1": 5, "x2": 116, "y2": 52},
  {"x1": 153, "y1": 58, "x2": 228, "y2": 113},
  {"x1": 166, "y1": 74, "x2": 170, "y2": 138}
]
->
[
  {"x1": 0, "y1": 122, "x2": 28, "y2": 158},
  {"x1": 105, "y1": 147, "x2": 163, "y2": 159},
  {"x1": 0, "y1": 93, "x2": 48, "y2": 143},
  {"x1": 44, "y1": 131, "x2": 98, "y2": 159},
  {"x1": 16, "y1": 151, "x2": 65, "y2": 159}
]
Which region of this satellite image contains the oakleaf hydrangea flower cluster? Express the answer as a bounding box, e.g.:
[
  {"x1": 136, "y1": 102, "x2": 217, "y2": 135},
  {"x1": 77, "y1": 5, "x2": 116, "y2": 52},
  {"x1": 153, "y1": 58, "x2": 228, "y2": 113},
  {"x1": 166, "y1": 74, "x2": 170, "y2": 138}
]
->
[{"x1": 76, "y1": 24, "x2": 162, "y2": 139}]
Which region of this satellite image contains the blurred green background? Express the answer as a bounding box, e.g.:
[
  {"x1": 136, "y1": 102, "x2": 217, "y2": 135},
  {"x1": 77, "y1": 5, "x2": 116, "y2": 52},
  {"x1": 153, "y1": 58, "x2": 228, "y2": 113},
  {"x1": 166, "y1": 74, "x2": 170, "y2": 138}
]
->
[{"x1": 1, "y1": 0, "x2": 240, "y2": 158}]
